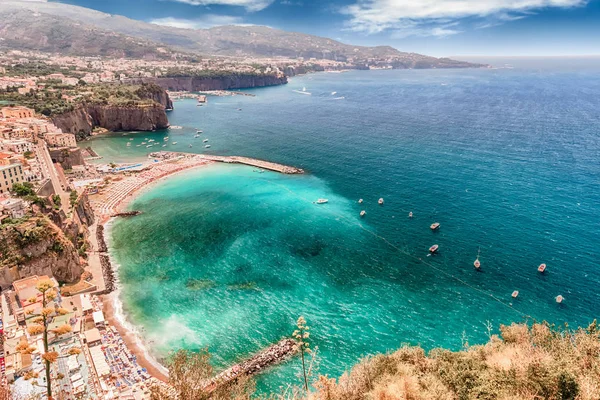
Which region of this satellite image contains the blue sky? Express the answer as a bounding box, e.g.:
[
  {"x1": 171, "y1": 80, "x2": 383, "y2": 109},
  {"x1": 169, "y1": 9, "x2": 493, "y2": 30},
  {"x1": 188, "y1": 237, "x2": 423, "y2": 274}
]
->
[{"x1": 49, "y1": 0, "x2": 600, "y2": 56}]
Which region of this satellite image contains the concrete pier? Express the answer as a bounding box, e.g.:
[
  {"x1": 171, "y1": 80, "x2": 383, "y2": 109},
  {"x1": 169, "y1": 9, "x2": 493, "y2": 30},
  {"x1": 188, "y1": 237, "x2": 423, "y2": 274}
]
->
[
  {"x1": 198, "y1": 155, "x2": 304, "y2": 174},
  {"x1": 149, "y1": 152, "x2": 304, "y2": 174}
]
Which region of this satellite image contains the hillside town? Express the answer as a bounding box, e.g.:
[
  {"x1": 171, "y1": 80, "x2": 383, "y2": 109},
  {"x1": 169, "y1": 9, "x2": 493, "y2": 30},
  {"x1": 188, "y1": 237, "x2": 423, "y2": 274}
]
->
[{"x1": 0, "y1": 102, "x2": 181, "y2": 398}]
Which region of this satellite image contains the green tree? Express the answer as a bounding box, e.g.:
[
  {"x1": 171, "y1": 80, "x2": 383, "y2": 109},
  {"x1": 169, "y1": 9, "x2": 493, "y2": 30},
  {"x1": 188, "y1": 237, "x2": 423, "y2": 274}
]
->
[
  {"x1": 51, "y1": 194, "x2": 61, "y2": 207},
  {"x1": 11, "y1": 182, "x2": 35, "y2": 197},
  {"x1": 16, "y1": 279, "x2": 81, "y2": 400},
  {"x1": 69, "y1": 190, "x2": 78, "y2": 208},
  {"x1": 293, "y1": 316, "x2": 311, "y2": 391}
]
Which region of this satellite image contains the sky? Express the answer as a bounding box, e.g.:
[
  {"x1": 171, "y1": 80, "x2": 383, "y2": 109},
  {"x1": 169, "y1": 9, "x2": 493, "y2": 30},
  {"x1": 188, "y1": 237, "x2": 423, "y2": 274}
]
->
[{"x1": 47, "y1": 0, "x2": 600, "y2": 56}]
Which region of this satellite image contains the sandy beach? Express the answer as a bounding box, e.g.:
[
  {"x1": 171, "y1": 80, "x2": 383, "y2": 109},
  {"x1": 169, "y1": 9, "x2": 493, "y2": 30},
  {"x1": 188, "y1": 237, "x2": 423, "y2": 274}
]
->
[
  {"x1": 89, "y1": 156, "x2": 215, "y2": 384},
  {"x1": 101, "y1": 295, "x2": 169, "y2": 383}
]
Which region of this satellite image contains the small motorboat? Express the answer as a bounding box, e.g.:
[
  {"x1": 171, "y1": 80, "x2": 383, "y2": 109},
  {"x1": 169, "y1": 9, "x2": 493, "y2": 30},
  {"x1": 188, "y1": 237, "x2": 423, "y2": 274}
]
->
[
  {"x1": 378, "y1": 198, "x2": 384, "y2": 205},
  {"x1": 205, "y1": 145, "x2": 211, "y2": 148},
  {"x1": 429, "y1": 244, "x2": 439, "y2": 253},
  {"x1": 126, "y1": 142, "x2": 131, "y2": 146},
  {"x1": 556, "y1": 295, "x2": 564, "y2": 303},
  {"x1": 197, "y1": 130, "x2": 203, "y2": 133},
  {"x1": 149, "y1": 139, "x2": 155, "y2": 142},
  {"x1": 162, "y1": 144, "x2": 167, "y2": 147},
  {"x1": 360, "y1": 210, "x2": 366, "y2": 217},
  {"x1": 189, "y1": 144, "x2": 193, "y2": 148},
  {"x1": 474, "y1": 258, "x2": 481, "y2": 269},
  {"x1": 164, "y1": 137, "x2": 169, "y2": 141},
  {"x1": 430, "y1": 222, "x2": 440, "y2": 230},
  {"x1": 203, "y1": 139, "x2": 209, "y2": 143},
  {"x1": 146, "y1": 145, "x2": 152, "y2": 148},
  {"x1": 538, "y1": 263, "x2": 547, "y2": 273},
  {"x1": 129, "y1": 138, "x2": 134, "y2": 141},
  {"x1": 172, "y1": 142, "x2": 178, "y2": 145},
  {"x1": 408, "y1": 211, "x2": 413, "y2": 218},
  {"x1": 358, "y1": 199, "x2": 363, "y2": 204},
  {"x1": 512, "y1": 291, "x2": 519, "y2": 298},
  {"x1": 316, "y1": 199, "x2": 328, "y2": 204},
  {"x1": 194, "y1": 134, "x2": 201, "y2": 138},
  {"x1": 141, "y1": 142, "x2": 147, "y2": 145}
]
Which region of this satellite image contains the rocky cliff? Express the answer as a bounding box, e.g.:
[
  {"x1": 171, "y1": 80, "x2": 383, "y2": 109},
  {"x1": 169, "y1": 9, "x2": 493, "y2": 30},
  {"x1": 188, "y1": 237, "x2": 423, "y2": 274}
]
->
[
  {"x1": 52, "y1": 102, "x2": 169, "y2": 139},
  {"x1": 51, "y1": 83, "x2": 172, "y2": 139},
  {"x1": 0, "y1": 217, "x2": 84, "y2": 288},
  {"x1": 129, "y1": 73, "x2": 287, "y2": 92}
]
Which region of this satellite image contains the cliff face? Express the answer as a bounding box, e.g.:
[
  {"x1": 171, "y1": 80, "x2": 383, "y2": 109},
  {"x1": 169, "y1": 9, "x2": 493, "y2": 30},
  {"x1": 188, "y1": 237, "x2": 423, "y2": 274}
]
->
[
  {"x1": 0, "y1": 217, "x2": 84, "y2": 288},
  {"x1": 131, "y1": 74, "x2": 288, "y2": 91},
  {"x1": 52, "y1": 102, "x2": 169, "y2": 138}
]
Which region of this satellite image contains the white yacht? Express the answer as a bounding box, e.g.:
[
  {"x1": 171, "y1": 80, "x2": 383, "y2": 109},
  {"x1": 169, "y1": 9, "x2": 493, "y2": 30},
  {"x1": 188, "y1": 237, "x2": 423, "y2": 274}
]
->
[{"x1": 316, "y1": 199, "x2": 328, "y2": 204}]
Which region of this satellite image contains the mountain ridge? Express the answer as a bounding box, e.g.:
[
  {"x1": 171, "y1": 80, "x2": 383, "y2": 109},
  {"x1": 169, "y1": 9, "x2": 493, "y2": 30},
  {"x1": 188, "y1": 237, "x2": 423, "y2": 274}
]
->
[{"x1": 0, "y1": 1, "x2": 481, "y2": 68}]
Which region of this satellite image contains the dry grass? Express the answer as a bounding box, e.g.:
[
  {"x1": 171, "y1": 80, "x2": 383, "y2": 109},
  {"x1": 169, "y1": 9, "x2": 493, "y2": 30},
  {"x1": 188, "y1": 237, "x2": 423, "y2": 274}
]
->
[{"x1": 260, "y1": 322, "x2": 600, "y2": 400}]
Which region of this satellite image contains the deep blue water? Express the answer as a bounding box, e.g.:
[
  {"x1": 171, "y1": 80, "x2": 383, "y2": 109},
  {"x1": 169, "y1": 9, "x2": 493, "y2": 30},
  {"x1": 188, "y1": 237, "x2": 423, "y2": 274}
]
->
[{"x1": 99, "y1": 61, "x2": 600, "y2": 393}]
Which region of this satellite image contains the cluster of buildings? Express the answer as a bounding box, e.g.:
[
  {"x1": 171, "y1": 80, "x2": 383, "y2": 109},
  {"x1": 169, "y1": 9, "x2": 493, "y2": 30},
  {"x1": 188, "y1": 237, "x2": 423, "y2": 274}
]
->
[
  {"x1": 0, "y1": 105, "x2": 81, "y2": 219},
  {"x1": 1, "y1": 277, "x2": 156, "y2": 399}
]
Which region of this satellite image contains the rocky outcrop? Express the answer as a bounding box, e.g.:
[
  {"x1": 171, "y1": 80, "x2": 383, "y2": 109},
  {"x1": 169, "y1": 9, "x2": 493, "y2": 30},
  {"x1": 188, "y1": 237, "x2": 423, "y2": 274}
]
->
[
  {"x1": 0, "y1": 217, "x2": 84, "y2": 288},
  {"x1": 51, "y1": 107, "x2": 94, "y2": 140},
  {"x1": 49, "y1": 147, "x2": 85, "y2": 170},
  {"x1": 128, "y1": 73, "x2": 287, "y2": 92},
  {"x1": 53, "y1": 102, "x2": 169, "y2": 139}
]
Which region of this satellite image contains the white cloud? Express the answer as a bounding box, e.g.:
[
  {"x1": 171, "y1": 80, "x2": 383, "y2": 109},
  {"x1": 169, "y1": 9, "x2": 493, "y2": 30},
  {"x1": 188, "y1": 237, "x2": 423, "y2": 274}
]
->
[
  {"x1": 150, "y1": 15, "x2": 251, "y2": 29},
  {"x1": 167, "y1": 0, "x2": 274, "y2": 12},
  {"x1": 342, "y1": 0, "x2": 588, "y2": 35}
]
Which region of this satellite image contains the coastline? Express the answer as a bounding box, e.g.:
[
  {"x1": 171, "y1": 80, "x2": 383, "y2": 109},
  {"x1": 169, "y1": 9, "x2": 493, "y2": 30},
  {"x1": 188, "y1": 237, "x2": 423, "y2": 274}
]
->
[{"x1": 93, "y1": 157, "x2": 216, "y2": 383}]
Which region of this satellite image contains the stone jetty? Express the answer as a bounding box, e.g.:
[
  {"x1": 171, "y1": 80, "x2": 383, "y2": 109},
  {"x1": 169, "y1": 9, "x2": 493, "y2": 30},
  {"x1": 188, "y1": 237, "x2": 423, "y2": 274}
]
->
[
  {"x1": 110, "y1": 210, "x2": 143, "y2": 218},
  {"x1": 208, "y1": 338, "x2": 298, "y2": 390}
]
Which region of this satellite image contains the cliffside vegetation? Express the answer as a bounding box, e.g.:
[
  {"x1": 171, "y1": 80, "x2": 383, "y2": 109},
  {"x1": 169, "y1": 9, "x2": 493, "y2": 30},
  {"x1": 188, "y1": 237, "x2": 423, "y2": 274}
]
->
[
  {"x1": 152, "y1": 321, "x2": 600, "y2": 400},
  {"x1": 0, "y1": 82, "x2": 166, "y2": 117}
]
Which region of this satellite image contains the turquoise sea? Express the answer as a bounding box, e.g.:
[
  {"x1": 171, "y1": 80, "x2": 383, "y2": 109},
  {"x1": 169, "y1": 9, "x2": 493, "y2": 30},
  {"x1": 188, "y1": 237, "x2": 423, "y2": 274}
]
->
[{"x1": 99, "y1": 58, "x2": 600, "y2": 393}]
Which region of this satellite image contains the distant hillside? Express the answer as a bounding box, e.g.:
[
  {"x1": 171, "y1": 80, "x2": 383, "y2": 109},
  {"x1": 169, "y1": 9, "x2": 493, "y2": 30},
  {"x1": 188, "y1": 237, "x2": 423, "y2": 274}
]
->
[
  {"x1": 0, "y1": 6, "x2": 171, "y2": 59},
  {"x1": 0, "y1": 1, "x2": 481, "y2": 68}
]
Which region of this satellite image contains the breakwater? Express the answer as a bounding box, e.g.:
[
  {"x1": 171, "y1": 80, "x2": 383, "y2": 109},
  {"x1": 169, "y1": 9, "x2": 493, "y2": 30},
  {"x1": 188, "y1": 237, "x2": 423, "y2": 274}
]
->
[
  {"x1": 149, "y1": 152, "x2": 304, "y2": 174},
  {"x1": 96, "y1": 224, "x2": 116, "y2": 294},
  {"x1": 111, "y1": 211, "x2": 142, "y2": 218},
  {"x1": 209, "y1": 339, "x2": 298, "y2": 390}
]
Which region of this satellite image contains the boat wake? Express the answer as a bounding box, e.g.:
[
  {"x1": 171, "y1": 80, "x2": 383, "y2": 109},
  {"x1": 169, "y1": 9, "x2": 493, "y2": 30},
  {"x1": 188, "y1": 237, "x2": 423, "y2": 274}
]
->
[{"x1": 292, "y1": 90, "x2": 312, "y2": 95}]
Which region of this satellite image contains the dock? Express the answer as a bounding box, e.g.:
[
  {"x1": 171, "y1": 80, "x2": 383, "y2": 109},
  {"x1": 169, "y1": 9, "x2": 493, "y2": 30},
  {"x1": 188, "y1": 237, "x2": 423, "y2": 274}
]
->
[{"x1": 207, "y1": 339, "x2": 298, "y2": 391}]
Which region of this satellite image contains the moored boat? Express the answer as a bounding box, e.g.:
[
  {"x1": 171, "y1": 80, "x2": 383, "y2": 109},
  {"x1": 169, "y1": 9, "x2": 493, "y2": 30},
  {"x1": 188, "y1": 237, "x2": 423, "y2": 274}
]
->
[
  {"x1": 429, "y1": 244, "x2": 439, "y2": 253},
  {"x1": 378, "y1": 198, "x2": 384, "y2": 205},
  {"x1": 358, "y1": 199, "x2": 363, "y2": 204},
  {"x1": 474, "y1": 259, "x2": 481, "y2": 269},
  {"x1": 512, "y1": 290, "x2": 519, "y2": 298},
  {"x1": 205, "y1": 145, "x2": 211, "y2": 148},
  {"x1": 316, "y1": 199, "x2": 328, "y2": 204},
  {"x1": 360, "y1": 210, "x2": 366, "y2": 217},
  {"x1": 430, "y1": 222, "x2": 440, "y2": 230},
  {"x1": 203, "y1": 139, "x2": 209, "y2": 143},
  {"x1": 556, "y1": 295, "x2": 564, "y2": 303},
  {"x1": 538, "y1": 263, "x2": 547, "y2": 273},
  {"x1": 408, "y1": 211, "x2": 413, "y2": 218}
]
